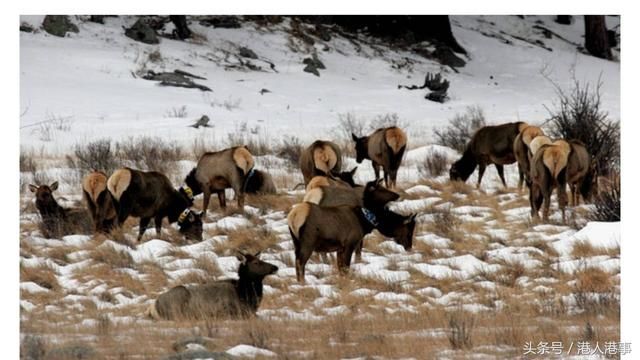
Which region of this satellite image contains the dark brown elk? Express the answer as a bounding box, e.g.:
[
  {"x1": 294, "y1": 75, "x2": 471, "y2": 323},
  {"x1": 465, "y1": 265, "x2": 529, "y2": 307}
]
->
[
  {"x1": 352, "y1": 126, "x2": 407, "y2": 188},
  {"x1": 184, "y1": 146, "x2": 254, "y2": 213},
  {"x1": 147, "y1": 252, "x2": 277, "y2": 320},
  {"x1": 304, "y1": 175, "x2": 399, "y2": 208},
  {"x1": 82, "y1": 171, "x2": 117, "y2": 233},
  {"x1": 513, "y1": 125, "x2": 545, "y2": 190},
  {"x1": 566, "y1": 140, "x2": 597, "y2": 206},
  {"x1": 450, "y1": 122, "x2": 528, "y2": 188},
  {"x1": 107, "y1": 168, "x2": 203, "y2": 242},
  {"x1": 288, "y1": 180, "x2": 416, "y2": 283},
  {"x1": 243, "y1": 169, "x2": 277, "y2": 195},
  {"x1": 529, "y1": 140, "x2": 572, "y2": 222},
  {"x1": 29, "y1": 182, "x2": 92, "y2": 238},
  {"x1": 299, "y1": 140, "x2": 343, "y2": 185}
]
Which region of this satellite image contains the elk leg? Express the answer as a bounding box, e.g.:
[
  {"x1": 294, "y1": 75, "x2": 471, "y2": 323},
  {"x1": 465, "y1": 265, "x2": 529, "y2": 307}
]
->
[
  {"x1": 529, "y1": 184, "x2": 542, "y2": 220},
  {"x1": 202, "y1": 188, "x2": 212, "y2": 214},
  {"x1": 558, "y1": 183, "x2": 568, "y2": 223},
  {"x1": 372, "y1": 162, "x2": 381, "y2": 181},
  {"x1": 137, "y1": 217, "x2": 152, "y2": 242},
  {"x1": 517, "y1": 164, "x2": 524, "y2": 191},
  {"x1": 232, "y1": 182, "x2": 245, "y2": 210},
  {"x1": 542, "y1": 190, "x2": 551, "y2": 222},
  {"x1": 383, "y1": 171, "x2": 390, "y2": 188},
  {"x1": 154, "y1": 215, "x2": 163, "y2": 237},
  {"x1": 495, "y1": 164, "x2": 507, "y2": 188},
  {"x1": 217, "y1": 191, "x2": 226, "y2": 209},
  {"x1": 476, "y1": 163, "x2": 487, "y2": 188},
  {"x1": 569, "y1": 184, "x2": 576, "y2": 207},
  {"x1": 295, "y1": 246, "x2": 313, "y2": 283},
  {"x1": 116, "y1": 195, "x2": 133, "y2": 226}
]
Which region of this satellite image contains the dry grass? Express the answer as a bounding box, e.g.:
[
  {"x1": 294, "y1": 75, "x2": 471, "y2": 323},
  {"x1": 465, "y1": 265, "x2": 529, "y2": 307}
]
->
[
  {"x1": 90, "y1": 244, "x2": 135, "y2": 269},
  {"x1": 20, "y1": 263, "x2": 60, "y2": 292}
]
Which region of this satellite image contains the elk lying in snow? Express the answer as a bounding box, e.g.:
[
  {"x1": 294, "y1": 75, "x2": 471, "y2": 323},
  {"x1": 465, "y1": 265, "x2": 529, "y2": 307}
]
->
[
  {"x1": 299, "y1": 140, "x2": 343, "y2": 185},
  {"x1": 243, "y1": 169, "x2": 277, "y2": 195},
  {"x1": 529, "y1": 139, "x2": 571, "y2": 222},
  {"x1": 513, "y1": 125, "x2": 545, "y2": 190},
  {"x1": 82, "y1": 171, "x2": 117, "y2": 233},
  {"x1": 288, "y1": 180, "x2": 416, "y2": 282},
  {"x1": 29, "y1": 182, "x2": 92, "y2": 238},
  {"x1": 566, "y1": 140, "x2": 597, "y2": 206},
  {"x1": 184, "y1": 146, "x2": 254, "y2": 213},
  {"x1": 450, "y1": 122, "x2": 527, "y2": 188},
  {"x1": 147, "y1": 252, "x2": 278, "y2": 320},
  {"x1": 107, "y1": 168, "x2": 203, "y2": 242},
  {"x1": 352, "y1": 126, "x2": 407, "y2": 188}
]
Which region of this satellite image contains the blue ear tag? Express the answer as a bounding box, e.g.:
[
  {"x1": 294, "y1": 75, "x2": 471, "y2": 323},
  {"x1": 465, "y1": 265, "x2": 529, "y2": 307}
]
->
[{"x1": 361, "y1": 208, "x2": 379, "y2": 226}]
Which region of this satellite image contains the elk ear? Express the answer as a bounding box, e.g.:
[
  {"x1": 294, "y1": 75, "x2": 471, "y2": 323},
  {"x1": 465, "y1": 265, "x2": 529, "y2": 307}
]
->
[
  {"x1": 235, "y1": 251, "x2": 248, "y2": 264},
  {"x1": 50, "y1": 182, "x2": 59, "y2": 191},
  {"x1": 375, "y1": 178, "x2": 384, "y2": 186},
  {"x1": 253, "y1": 251, "x2": 262, "y2": 258},
  {"x1": 352, "y1": 133, "x2": 358, "y2": 142},
  {"x1": 350, "y1": 166, "x2": 358, "y2": 175},
  {"x1": 29, "y1": 184, "x2": 38, "y2": 193}
]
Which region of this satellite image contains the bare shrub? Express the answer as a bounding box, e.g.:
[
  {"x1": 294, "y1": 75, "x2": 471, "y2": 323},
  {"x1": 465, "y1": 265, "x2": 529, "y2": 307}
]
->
[
  {"x1": 448, "y1": 310, "x2": 475, "y2": 350},
  {"x1": 432, "y1": 207, "x2": 461, "y2": 239},
  {"x1": 277, "y1": 135, "x2": 303, "y2": 167},
  {"x1": 97, "y1": 314, "x2": 112, "y2": 336},
  {"x1": 434, "y1": 105, "x2": 486, "y2": 152},
  {"x1": 116, "y1": 136, "x2": 184, "y2": 173},
  {"x1": 589, "y1": 174, "x2": 620, "y2": 222},
  {"x1": 241, "y1": 318, "x2": 271, "y2": 349},
  {"x1": 208, "y1": 95, "x2": 242, "y2": 111},
  {"x1": 164, "y1": 105, "x2": 188, "y2": 118},
  {"x1": 367, "y1": 113, "x2": 408, "y2": 131},
  {"x1": 333, "y1": 112, "x2": 366, "y2": 155},
  {"x1": 546, "y1": 77, "x2": 619, "y2": 175},
  {"x1": 66, "y1": 138, "x2": 118, "y2": 174},
  {"x1": 148, "y1": 48, "x2": 163, "y2": 63},
  {"x1": 226, "y1": 123, "x2": 272, "y2": 156},
  {"x1": 419, "y1": 151, "x2": 448, "y2": 177},
  {"x1": 572, "y1": 267, "x2": 619, "y2": 315},
  {"x1": 20, "y1": 151, "x2": 38, "y2": 173},
  {"x1": 21, "y1": 335, "x2": 47, "y2": 360}
]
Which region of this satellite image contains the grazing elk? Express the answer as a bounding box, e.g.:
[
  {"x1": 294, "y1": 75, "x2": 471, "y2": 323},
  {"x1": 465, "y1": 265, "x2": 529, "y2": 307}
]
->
[
  {"x1": 352, "y1": 126, "x2": 407, "y2": 188},
  {"x1": 513, "y1": 125, "x2": 545, "y2": 190},
  {"x1": 82, "y1": 171, "x2": 117, "y2": 233},
  {"x1": 529, "y1": 140, "x2": 572, "y2": 222},
  {"x1": 107, "y1": 168, "x2": 203, "y2": 242},
  {"x1": 304, "y1": 175, "x2": 399, "y2": 208},
  {"x1": 243, "y1": 169, "x2": 277, "y2": 195},
  {"x1": 299, "y1": 140, "x2": 343, "y2": 185},
  {"x1": 29, "y1": 182, "x2": 92, "y2": 238},
  {"x1": 184, "y1": 146, "x2": 254, "y2": 213},
  {"x1": 147, "y1": 252, "x2": 278, "y2": 320},
  {"x1": 288, "y1": 180, "x2": 416, "y2": 283},
  {"x1": 566, "y1": 140, "x2": 597, "y2": 206},
  {"x1": 450, "y1": 122, "x2": 527, "y2": 188}
]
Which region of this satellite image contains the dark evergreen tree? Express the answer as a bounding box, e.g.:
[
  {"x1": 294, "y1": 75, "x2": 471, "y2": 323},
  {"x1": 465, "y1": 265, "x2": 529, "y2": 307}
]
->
[{"x1": 584, "y1": 15, "x2": 611, "y2": 59}]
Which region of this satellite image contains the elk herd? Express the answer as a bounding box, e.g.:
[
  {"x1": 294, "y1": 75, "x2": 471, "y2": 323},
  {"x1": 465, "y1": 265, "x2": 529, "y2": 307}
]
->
[{"x1": 26, "y1": 123, "x2": 599, "y2": 320}]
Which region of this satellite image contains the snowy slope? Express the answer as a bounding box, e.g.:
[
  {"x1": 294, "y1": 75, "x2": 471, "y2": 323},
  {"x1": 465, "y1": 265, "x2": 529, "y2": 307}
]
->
[{"x1": 20, "y1": 15, "x2": 620, "y2": 154}]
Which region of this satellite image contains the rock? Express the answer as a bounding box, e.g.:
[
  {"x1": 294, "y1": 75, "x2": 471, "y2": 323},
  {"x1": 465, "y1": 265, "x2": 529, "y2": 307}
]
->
[
  {"x1": 44, "y1": 345, "x2": 100, "y2": 360},
  {"x1": 190, "y1": 115, "x2": 211, "y2": 129},
  {"x1": 313, "y1": 24, "x2": 332, "y2": 41},
  {"x1": 238, "y1": 47, "x2": 258, "y2": 59},
  {"x1": 432, "y1": 46, "x2": 465, "y2": 68},
  {"x1": 303, "y1": 63, "x2": 320, "y2": 77},
  {"x1": 42, "y1": 15, "x2": 79, "y2": 37},
  {"x1": 172, "y1": 336, "x2": 217, "y2": 353},
  {"x1": 125, "y1": 18, "x2": 159, "y2": 44},
  {"x1": 199, "y1": 16, "x2": 241, "y2": 29},
  {"x1": 20, "y1": 22, "x2": 35, "y2": 33}
]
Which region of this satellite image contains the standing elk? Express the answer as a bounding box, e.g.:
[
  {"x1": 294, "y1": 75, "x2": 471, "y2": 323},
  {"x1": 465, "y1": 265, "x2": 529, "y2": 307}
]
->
[
  {"x1": 299, "y1": 140, "x2": 343, "y2": 185},
  {"x1": 288, "y1": 180, "x2": 416, "y2": 283},
  {"x1": 352, "y1": 126, "x2": 407, "y2": 188},
  {"x1": 147, "y1": 251, "x2": 278, "y2": 320},
  {"x1": 450, "y1": 122, "x2": 527, "y2": 188},
  {"x1": 243, "y1": 169, "x2": 277, "y2": 195},
  {"x1": 513, "y1": 125, "x2": 545, "y2": 190},
  {"x1": 184, "y1": 146, "x2": 254, "y2": 213},
  {"x1": 107, "y1": 168, "x2": 203, "y2": 242},
  {"x1": 566, "y1": 140, "x2": 597, "y2": 206},
  {"x1": 82, "y1": 171, "x2": 117, "y2": 233},
  {"x1": 529, "y1": 140, "x2": 572, "y2": 222},
  {"x1": 29, "y1": 182, "x2": 92, "y2": 238}
]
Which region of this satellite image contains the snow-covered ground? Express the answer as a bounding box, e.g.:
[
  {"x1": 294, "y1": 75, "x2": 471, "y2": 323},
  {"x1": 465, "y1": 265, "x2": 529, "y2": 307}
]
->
[{"x1": 19, "y1": 15, "x2": 620, "y2": 358}]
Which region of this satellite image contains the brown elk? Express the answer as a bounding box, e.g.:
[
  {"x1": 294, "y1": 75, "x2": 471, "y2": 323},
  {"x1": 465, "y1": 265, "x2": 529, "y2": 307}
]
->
[
  {"x1": 184, "y1": 146, "x2": 254, "y2": 213},
  {"x1": 107, "y1": 168, "x2": 203, "y2": 242},
  {"x1": 29, "y1": 182, "x2": 92, "y2": 238},
  {"x1": 82, "y1": 171, "x2": 117, "y2": 233},
  {"x1": 147, "y1": 251, "x2": 277, "y2": 320},
  {"x1": 304, "y1": 175, "x2": 399, "y2": 208},
  {"x1": 299, "y1": 140, "x2": 343, "y2": 185},
  {"x1": 529, "y1": 140, "x2": 572, "y2": 222},
  {"x1": 288, "y1": 180, "x2": 416, "y2": 283},
  {"x1": 566, "y1": 140, "x2": 597, "y2": 206},
  {"x1": 513, "y1": 125, "x2": 545, "y2": 190},
  {"x1": 352, "y1": 126, "x2": 407, "y2": 188},
  {"x1": 450, "y1": 122, "x2": 527, "y2": 188}
]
